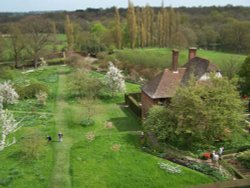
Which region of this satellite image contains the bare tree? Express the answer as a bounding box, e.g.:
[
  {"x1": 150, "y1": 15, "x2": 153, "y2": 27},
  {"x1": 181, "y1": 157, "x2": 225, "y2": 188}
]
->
[
  {"x1": 8, "y1": 24, "x2": 26, "y2": 68},
  {"x1": 21, "y1": 16, "x2": 53, "y2": 68}
]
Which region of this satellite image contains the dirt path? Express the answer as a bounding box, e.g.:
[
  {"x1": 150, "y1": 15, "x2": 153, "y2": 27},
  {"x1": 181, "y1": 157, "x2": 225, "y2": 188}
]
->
[{"x1": 49, "y1": 74, "x2": 73, "y2": 188}]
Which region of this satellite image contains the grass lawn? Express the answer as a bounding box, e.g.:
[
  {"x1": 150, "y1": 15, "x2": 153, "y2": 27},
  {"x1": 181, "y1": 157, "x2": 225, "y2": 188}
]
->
[
  {"x1": 112, "y1": 48, "x2": 246, "y2": 70},
  {"x1": 0, "y1": 65, "x2": 213, "y2": 188},
  {"x1": 0, "y1": 66, "x2": 63, "y2": 188}
]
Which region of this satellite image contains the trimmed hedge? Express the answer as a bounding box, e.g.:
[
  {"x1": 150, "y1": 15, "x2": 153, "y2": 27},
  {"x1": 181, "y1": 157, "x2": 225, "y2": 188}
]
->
[{"x1": 46, "y1": 58, "x2": 65, "y2": 65}]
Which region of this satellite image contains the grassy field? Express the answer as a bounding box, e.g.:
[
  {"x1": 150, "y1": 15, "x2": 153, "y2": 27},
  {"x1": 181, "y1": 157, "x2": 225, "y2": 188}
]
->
[
  {"x1": 111, "y1": 48, "x2": 247, "y2": 70},
  {"x1": 0, "y1": 65, "x2": 213, "y2": 188}
]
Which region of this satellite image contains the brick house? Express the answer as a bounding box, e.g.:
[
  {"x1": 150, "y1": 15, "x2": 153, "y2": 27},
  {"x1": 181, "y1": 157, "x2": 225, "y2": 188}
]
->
[{"x1": 141, "y1": 48, "x2": 222, "y2": 117}]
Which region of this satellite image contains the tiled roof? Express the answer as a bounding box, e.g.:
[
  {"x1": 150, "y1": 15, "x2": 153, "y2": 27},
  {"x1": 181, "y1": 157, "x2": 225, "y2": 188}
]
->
[
  {"x1": 142, "y1": 68, "x2": 186, "y2": 99},
  {"x1": 181, "y1": 57, "x2": 220, "y2": 84},
  {"x1": 142, "y1": 57, "x2": 220, "y2": 99}
]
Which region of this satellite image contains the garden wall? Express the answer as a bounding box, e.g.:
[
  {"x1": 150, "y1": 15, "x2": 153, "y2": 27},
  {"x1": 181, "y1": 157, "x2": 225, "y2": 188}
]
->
[{"x1": 125, "y1": 92, "x2": 142, "y2": 118}]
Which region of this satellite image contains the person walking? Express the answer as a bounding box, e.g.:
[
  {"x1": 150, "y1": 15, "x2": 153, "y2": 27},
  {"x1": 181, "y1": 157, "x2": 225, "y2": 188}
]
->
[
  {"x1": 47, "y1": 135, "x2": 52, "y2": 142},
  {"x1": 218, "y1": 147, "x2": 224, "y2": 157},
  {"x1": 58, "y1": 132, "x2": 63, "y2": 142},
  {"x1": 211, "y1": 151, "x2": 219, "y2": 167}
]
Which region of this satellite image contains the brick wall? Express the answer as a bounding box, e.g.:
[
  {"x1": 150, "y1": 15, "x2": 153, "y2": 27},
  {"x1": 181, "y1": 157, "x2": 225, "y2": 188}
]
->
[{"x1": 141, "y1": 91, "x2": 158, "y2": 118}]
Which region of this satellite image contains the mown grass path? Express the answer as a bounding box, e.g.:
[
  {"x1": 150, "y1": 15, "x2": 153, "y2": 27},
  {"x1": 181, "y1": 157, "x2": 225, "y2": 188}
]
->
[{"x1": 49, "y1": 74, "x2": 73, "y2": 188}]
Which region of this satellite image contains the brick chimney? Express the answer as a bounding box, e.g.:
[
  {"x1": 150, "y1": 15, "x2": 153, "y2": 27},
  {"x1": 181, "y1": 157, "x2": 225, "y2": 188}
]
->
[
  {"x1": 189, "y1": 47, "x2": 197, "y2": 61},
  {"x1": 172, "y1": 49, "x2": 179, "y2": 72}
]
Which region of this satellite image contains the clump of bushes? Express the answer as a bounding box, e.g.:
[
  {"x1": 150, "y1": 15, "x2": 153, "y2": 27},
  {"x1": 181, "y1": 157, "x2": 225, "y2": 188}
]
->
[
  {"x1": 0, "y1": 66, "x2": 16, "y2": 80},
  {"x1": 20, "y1": 130, "x2": 46, "y2": 160},
  {"x1": 97, "y1": 60, "x2": 109, "y2": 71},
  {"x1": 188, "y1": 162, "x2": 228, "y2": 180},
  {"x1": 16, "y1": 83, "x2": 49, "y2": 99},
  {"x1": 46, "y1": 58, "x2": 65, "y2": 65},
  {"x1": 65, "y1": 54, "x2": 92, "y2": 70},
  {"x1": 237, "y1": 150, "x2": 250, "y2": 169},
  {"x1": 96, "y1": 52, "x2": 108, "y2": 60},
  {"x1": 81, "y1": 119, "x2": 95, "y2": 127}
]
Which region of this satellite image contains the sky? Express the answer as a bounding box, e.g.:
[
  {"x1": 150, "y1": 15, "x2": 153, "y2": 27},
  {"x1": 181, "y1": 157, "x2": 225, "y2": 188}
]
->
[{"x1": 1, "y1": 0, "x2": 250, "y2": 12}]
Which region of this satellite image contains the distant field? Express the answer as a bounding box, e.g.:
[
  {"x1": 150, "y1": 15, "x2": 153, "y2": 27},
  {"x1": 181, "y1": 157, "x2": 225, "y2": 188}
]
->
[{"x1": 112, "y1": 48, "x2": 247, "y2": 70}]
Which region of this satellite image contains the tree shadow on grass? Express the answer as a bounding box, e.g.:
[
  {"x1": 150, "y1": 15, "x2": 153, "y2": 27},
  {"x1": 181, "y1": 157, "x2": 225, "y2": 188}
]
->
[
  {"x1": 109, "y1": 107, "x2": 142, "y2": 132},
  {"x1": 121, "y1": 133, "x2": 141, "y2": 148},
  {"x1": 8, "y1": 151, "x2": 23, "y2": 160}
]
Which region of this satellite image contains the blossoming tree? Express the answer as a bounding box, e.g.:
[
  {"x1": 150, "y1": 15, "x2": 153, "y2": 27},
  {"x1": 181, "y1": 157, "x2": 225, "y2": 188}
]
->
[
  {"x1": 0, "y1": 81, "x2": 22, "y2": 151},
  {"x1": 105, "y1": 62, "x2": 126, "y2": 97},
  {"x1": 0, "y1": 81, "x2": 19, "y2": 105}
]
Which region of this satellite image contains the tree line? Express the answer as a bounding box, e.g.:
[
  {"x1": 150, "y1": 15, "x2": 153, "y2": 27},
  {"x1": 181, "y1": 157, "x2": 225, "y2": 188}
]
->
[{"x1": 63, "y1": 2, "x2": 250, "y2": 53}]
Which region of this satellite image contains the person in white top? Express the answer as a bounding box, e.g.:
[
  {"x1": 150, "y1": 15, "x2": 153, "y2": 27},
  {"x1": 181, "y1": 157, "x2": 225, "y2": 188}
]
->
[{"x1": 218, "y1": 147, "x2": 224, "y2": 156}]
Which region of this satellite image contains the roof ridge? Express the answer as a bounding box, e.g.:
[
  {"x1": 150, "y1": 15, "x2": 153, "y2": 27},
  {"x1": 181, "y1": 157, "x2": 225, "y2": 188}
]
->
[{"x1": 195, "y1": 56, "x2": 210, "y2": 63}]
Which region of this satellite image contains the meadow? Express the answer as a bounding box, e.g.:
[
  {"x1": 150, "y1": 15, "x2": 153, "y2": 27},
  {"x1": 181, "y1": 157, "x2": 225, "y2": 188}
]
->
[
  {"x1": 0, "y1": 65, "x2": 213, "y2": 188},
  {"x1": 110, "y1": 48, "x2": 246, "y2": 70}
]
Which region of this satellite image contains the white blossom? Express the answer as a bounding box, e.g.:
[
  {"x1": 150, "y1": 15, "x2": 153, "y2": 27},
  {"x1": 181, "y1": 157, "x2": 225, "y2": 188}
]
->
[
  {"x1": 105, "y1": 62, "x2": 126, "y2": 96},
  {"x1": 0, "y1": 81, "x2": 19, "y2": 105},
  {"x1": 0, "y1": 109, "x2": 22, "y2": 151},
  {"x1": 0, "y1": 82, "x2": 21, "y2": 151}
]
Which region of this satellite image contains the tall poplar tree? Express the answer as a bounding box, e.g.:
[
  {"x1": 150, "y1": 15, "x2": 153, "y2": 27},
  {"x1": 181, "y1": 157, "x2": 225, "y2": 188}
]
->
[
  {"x1": 114, "y1": 7, "x2": 122, "y2": 49},
  {"x1": 163, "y1": 8, "x2": 170, "y2": 47},
  {"x1": 127, "y1": 1, "x2": 137, "y2": 48},
  {"x1": 65, "y1": 15, "x2": 74, "y2": 51}
]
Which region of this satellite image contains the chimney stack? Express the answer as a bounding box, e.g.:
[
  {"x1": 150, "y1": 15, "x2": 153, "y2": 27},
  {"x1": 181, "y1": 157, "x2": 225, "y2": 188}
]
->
[
  {"x1": 172, "y1": 49, "x2": 179, "y2": 72},
  {"x1": 189, "y1": 47, "x2": 197, "y2": 61}
]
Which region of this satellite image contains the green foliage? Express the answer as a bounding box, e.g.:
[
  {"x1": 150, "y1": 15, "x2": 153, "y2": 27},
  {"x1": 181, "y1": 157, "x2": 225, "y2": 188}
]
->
[
  {"x1": 67, "y1": 69, "x2": 103, "y2": 99},
  {"x1": 188, "y1": 163, "x2": 227, "y2": 181},
  {"x1": 46, "y1": 58, "x2": 65, "y2": 65},
  {"x1": 144, "y1": 106, "x2": 177, "y2": 142},
  {"x1": 172, "y1": 76, "x2": 243, "y2": 145},
  {"x1": 237, "y1": 150, "x2": 250, "y2": 169},
  {"x1": 145, "y1": 76, "x2": 244, "y2": 148},
  {"x1": 20, "y1": 130, "x2": 47, "y2": 160},
  {"x1": 0, "y1": 66, "x2": 16, "y2": 80},
  {"x1": 90, "y1": 22, "x2": 107, "y2": 37},
  {"x1": 80, "y1": 119, "x2": 95, "y2": 127},
  {"x1": 220, "y1": 20, "x2": 250, "y2": 53},
  {"x1": 16, "y1": 82, "x2": 49, "y2": 99},
  {"x1": 220, "y1": 57, "x2": 241, "y2": 80},
  {"x1": 76, "y1": 22, "x2": 111, "y2": 54},
  {"x1": 0, "y1": 34, "x2": 5, "y2": 60},
  {"x1": 239, "y1": 55, "x2": 250, "y2": 95}
]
